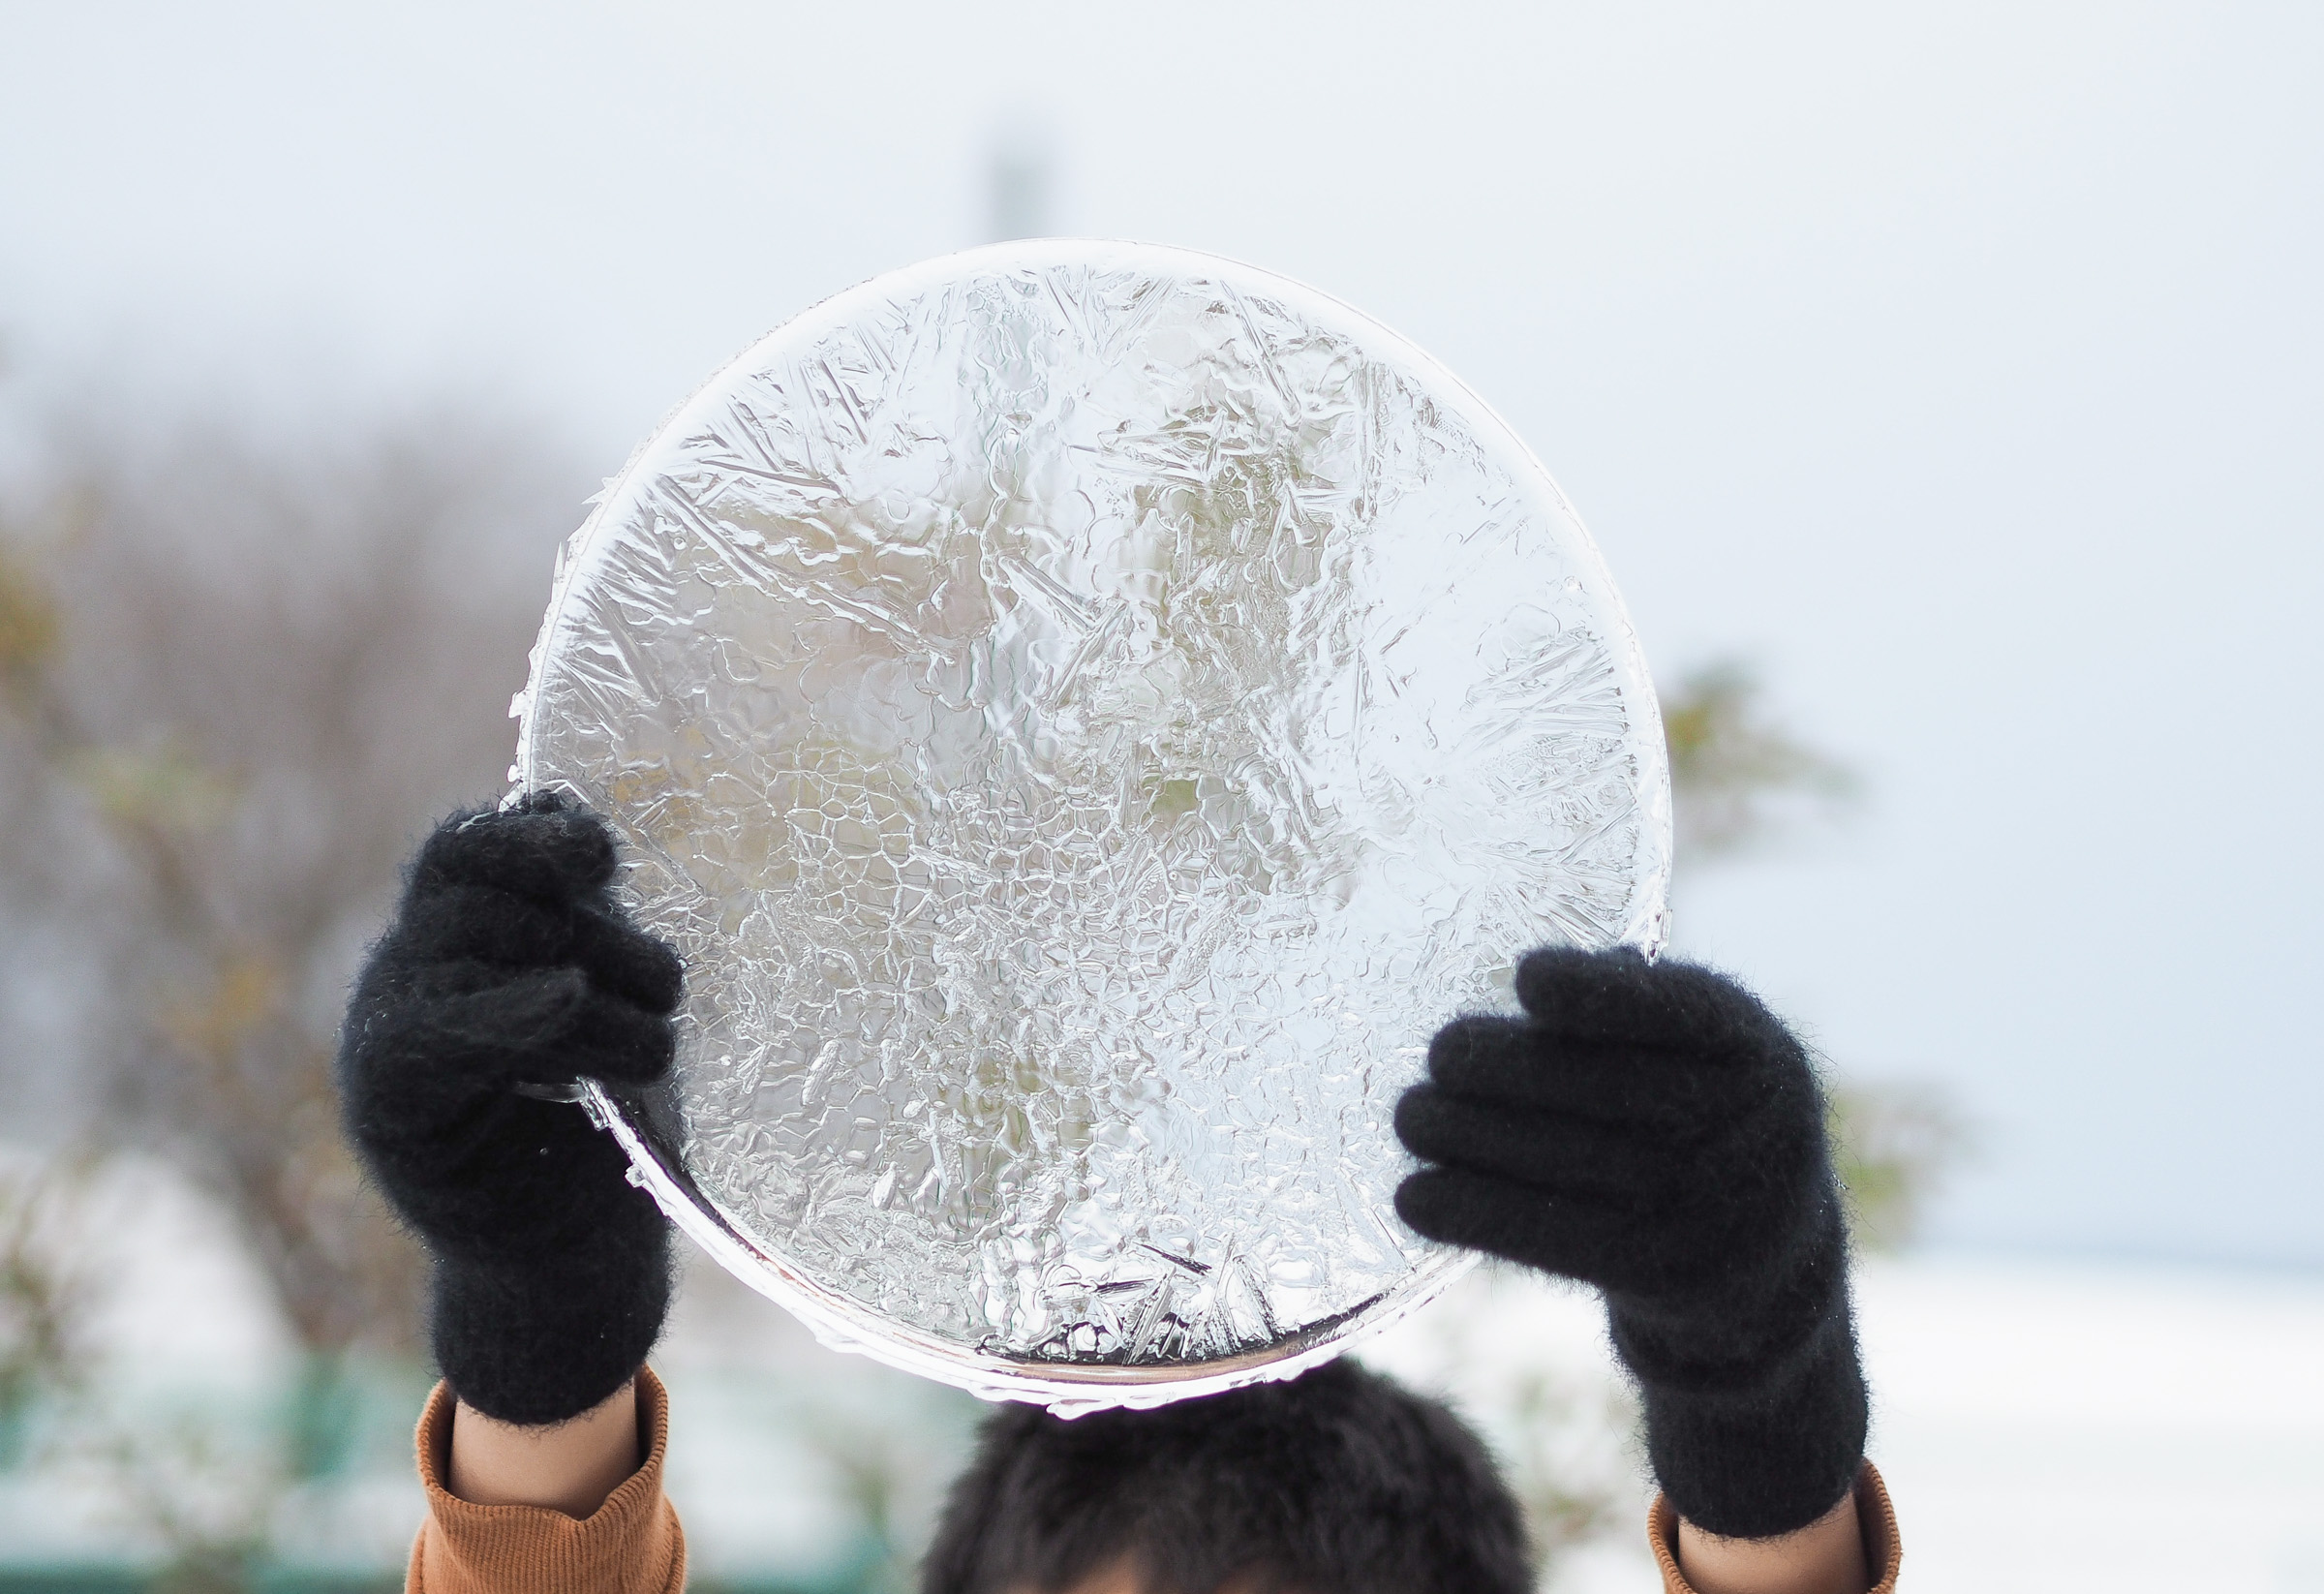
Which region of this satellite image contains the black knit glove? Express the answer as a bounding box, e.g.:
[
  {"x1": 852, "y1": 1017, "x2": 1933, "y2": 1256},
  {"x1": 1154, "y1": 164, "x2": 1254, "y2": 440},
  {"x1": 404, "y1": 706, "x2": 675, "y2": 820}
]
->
[
  {"x1": 1394, "y1": 946, "x2": 1865, "y2": 1539},
  {"x1": 337, "y1": 792, "x2": 683, "y2": 1425}
]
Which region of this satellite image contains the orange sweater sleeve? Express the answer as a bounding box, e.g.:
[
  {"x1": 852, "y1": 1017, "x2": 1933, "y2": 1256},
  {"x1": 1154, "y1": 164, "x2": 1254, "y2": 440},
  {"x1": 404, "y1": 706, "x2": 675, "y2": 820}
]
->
[
  {"x1": 1647, "y1": 1463, "x2": 1902, "y2": 1594},
  {"x1": 405, "y1": 1367, "x2": 687, "y2": 1594}
]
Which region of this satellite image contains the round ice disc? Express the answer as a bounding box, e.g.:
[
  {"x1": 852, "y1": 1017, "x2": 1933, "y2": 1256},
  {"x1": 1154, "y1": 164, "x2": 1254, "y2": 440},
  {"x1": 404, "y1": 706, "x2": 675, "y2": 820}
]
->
[{"x1": 514, "y1": 240, "x2": 1670, "y2": 1410}]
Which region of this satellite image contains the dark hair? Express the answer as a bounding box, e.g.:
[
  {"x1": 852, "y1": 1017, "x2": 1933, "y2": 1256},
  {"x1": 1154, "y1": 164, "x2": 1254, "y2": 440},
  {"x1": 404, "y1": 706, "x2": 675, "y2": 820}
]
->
[{"x1": 919, "y1": 1359, "x2": 1533, "y2": 1594}]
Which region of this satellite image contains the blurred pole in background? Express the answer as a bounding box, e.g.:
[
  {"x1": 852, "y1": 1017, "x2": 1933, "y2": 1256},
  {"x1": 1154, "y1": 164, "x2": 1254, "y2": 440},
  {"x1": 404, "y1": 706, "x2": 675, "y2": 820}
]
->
[{"x1": 986, "y1": 116, "x2": 1055, "y2": 243}]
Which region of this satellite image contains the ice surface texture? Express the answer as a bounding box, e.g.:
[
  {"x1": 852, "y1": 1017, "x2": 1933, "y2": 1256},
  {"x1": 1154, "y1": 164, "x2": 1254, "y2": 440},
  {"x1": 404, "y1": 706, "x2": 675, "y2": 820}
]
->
[{"x1": 515, "y1": 242, "x2": 1670, "y2": 1408}]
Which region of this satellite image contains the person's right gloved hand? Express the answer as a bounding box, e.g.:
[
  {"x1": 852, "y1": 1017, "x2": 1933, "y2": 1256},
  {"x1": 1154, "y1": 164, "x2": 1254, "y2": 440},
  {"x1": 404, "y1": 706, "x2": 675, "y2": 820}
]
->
[
  {"x1": 337, "y1": 791, "x2": 684, "y2": 1425},
  {"x1": 1394, "y1": 945, "x2": 1867, "y2": 1541}
]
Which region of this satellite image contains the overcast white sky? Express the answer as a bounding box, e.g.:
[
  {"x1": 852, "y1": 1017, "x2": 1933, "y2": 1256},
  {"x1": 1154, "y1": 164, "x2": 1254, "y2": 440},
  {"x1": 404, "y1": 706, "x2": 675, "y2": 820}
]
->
[{"x1": 4, "y1": 0, "x2": 2318, "y2": 1265}]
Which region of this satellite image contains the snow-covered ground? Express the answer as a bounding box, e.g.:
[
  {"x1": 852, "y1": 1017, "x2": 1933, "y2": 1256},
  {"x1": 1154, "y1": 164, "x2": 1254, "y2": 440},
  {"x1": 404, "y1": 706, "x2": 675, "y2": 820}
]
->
[
  {"x1": 1850, "y1": 1254, "x2": 2324, "y2": 1593},
  {"x1": 1364, "y1": 1255, "x2": 2324, "y2": 1592},
  {"x1": 6, "y1": 1161, "x2": 2320, "y2": 1590}
]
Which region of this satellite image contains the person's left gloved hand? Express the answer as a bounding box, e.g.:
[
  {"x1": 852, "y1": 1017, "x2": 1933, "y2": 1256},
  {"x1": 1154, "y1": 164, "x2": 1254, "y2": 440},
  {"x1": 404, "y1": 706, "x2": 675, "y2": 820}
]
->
[
  {"x1": 1393, "y1": 945, "x2": 1867, "y2": 1540},
  {"x1": 337, "y1": 792, "x2": 683, "y2": 1425}
]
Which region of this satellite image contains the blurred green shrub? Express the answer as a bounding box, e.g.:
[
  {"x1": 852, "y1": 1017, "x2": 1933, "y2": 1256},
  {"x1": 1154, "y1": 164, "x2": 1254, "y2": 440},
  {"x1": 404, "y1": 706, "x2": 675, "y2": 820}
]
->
[
  {"x1": 1828, "y1": 1082, "x2": 1973, "y2": 1253},
  {"x1": 1661, "y1": 660, "x2": 1970, "y2": 1251}
]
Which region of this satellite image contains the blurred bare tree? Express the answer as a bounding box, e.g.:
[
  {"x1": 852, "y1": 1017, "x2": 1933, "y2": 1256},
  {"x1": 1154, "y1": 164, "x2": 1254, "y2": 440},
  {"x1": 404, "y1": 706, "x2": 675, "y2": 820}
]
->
[
  {"x1": 0, "y1": 396, "x2": 584, "y2": 1402},
  {"x1": 0, "y1": 1154, "x2": 97, "y2": 1467}
]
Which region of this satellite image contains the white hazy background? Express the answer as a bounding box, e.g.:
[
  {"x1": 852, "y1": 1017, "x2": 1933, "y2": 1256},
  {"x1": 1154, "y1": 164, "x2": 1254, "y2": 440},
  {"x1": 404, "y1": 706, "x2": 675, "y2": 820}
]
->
[{"x1": 7, "y1": 0, "x2": 2313, "y2": 1267}]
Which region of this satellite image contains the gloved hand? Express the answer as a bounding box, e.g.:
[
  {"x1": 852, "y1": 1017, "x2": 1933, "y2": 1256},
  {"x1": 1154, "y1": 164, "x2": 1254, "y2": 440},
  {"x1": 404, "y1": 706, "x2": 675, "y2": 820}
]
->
[
  {"x1": 1394, "y1": 946, "x2": 1866, "y2": 1540},
  {"x1": 337, "y1": 792, "x2": 684, "y2": 1425}
]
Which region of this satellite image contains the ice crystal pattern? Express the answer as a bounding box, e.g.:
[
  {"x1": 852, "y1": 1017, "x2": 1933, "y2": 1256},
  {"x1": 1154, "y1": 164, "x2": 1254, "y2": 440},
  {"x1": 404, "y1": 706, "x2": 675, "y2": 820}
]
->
[{"x1": 518, "y1": 243, "x2": 1669, "y2": 1383}]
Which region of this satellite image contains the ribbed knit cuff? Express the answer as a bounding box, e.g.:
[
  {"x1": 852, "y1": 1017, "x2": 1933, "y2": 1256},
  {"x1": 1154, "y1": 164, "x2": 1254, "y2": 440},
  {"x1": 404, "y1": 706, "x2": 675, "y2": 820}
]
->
[
  {"x1": 1607, "y1": 1195, "x2": 1868, "y2": 1540},
  {"x1": 430, "y1": 1233, "x2": 671, "y2": 1425},
  {"x1": 1631, "y1": 1302, "x2": 1870, "y2": 1540}
]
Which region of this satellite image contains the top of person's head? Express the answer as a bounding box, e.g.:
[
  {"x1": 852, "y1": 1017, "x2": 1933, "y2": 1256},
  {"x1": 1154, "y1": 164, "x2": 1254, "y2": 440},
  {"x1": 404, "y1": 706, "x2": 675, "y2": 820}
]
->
[{"x1": 920, "y1": 1358, "x2": 1532, "y2": 1594}]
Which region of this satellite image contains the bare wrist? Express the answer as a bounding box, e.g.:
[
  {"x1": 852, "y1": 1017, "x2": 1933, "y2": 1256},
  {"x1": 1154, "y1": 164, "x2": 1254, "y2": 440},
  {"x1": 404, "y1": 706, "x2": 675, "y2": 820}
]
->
[
  {"x1": 1675, "y1": 1485, "x2": 1870, "y2": 1594},
  {"x1": 445, "y1": 1377, "x2": 643, "y2": 1518}
]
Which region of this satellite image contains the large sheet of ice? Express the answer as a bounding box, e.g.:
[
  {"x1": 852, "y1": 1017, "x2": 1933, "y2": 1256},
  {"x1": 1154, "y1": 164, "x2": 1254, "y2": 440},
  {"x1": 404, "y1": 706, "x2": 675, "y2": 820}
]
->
[{"x1": 515, "y1": 241, "x2": 1669, "y2": 1406}]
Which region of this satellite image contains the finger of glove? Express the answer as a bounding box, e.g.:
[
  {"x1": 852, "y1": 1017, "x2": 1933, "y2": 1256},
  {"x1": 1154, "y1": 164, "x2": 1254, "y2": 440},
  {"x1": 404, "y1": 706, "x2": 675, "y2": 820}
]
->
[
  {"x1": 412, "y1": 800, "x2": 617, "y2": 905},
  {"x1": 1426, "y1": 1015, "x2": 1774, "y2": 1128},
  {"x1": 343, "y1": 966, "x2": 589, "y2": 1150},
  {"x1": 386, "y1": 883, "x2": 683, "y2": 1017},
  {"x1": 489, "y1": 979, "x2": 674, "y2": 1087},
  {"x1": 1395, "y1": 1085, "x2": 1674, "y2": 1196},
  {"x1": 369, "y1": 966, "x2": 674, "y2": 1089},
  {"x1": 1513, "y1": 946, "x2": 1797, "y2": 1062},
  {"x1": 566, "y1": 904, "x2": 685, "y2": 1016},
  {"x1": 389, "y1": 882, "x2": 576, "y2": 970},
  {"x1": 1394, "y1": 1166, "x2": 1647, "y2": 1289}
]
